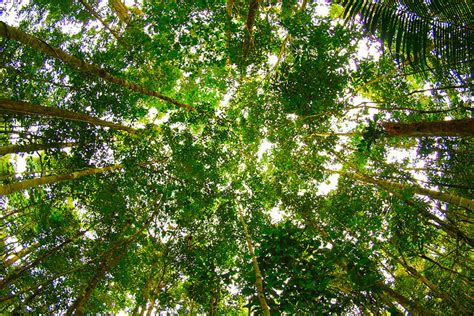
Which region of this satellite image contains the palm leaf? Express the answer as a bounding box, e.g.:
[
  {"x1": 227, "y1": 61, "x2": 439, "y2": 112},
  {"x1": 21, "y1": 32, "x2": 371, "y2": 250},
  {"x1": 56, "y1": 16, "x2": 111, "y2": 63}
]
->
[{"x1": 338, "y1": 0, "x2": 473, "y2": 82}]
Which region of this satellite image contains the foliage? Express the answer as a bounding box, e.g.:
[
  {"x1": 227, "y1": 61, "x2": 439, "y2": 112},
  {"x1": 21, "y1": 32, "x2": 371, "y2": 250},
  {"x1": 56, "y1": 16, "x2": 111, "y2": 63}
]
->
[{"x1": 0, "y1": 0, "x2": 472, "y2": 315}]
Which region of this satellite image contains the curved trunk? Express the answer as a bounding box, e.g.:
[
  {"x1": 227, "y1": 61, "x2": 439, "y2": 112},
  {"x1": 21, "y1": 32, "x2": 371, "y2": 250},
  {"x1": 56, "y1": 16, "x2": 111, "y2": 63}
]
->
[
  {"x1": 0, "y1": 164, "x2": 123, "y2": 196},
  {"x1": 0, "y1": 99, "x2": 136, "y2": 133},
  {"x1": 67, "y1": 211, "x2": 158, "y2": 315},
  {"x1": 328, "y1": 169, "x2": 474, "y2": 246},
  {"x1": 237, "y1": 207, "x2": 270, "y2": 316},
  {"x1": 0, "y1": 141, "x2": 76, "y2": 156},
  {"x1": 0, "y1": 23, "x2": 192, "y2": 111},
  {"x1": 382, "y1": 118, "x2": 474, "y2": 137},
  {"x1": 145, "y1": 298, "x2": 156, "y2": 316}
]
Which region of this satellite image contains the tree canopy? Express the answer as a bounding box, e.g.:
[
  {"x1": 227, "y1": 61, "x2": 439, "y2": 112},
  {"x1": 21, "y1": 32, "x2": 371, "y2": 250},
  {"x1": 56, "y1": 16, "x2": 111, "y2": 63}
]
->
[{"x1": 1, "y1": 0, "x2": 472, "y2": 314}]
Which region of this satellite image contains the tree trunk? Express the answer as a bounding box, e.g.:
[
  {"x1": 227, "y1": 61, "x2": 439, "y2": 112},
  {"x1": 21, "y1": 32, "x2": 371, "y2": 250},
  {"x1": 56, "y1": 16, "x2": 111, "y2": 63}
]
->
[
  {"x1": 237, "y1": 207, "x2": 271, "y2": 316},
  {"x1": 0, "y1": 99, "x2": 136, "y2": 133},
  {"x1": 145, "y1": 298, "x2": 156, "y2": 316},
  {"x1": 0, "y1": 23, "x2": 193, "y2": 111},
  {"x1": 0, "y1": 141, "x2": 76, "y2": 156},
  {"x1": 67, "y1": 247, "x2": 128, "y2": 316},
  {"x1": 109, "y1": 0, "x2": 131, "y2": 24},
  {"x1": 67, "y1": 211, "x2": 158, "y2": 315},
  {"x1": 382, "y1": 118, "x2": 474, "y2": 137},
  {"x1": 378, "y1": 283, "x2": 432, "y2": 315},
  {"x1": 243, "y1": 0, "x2": 260, "y2": 56},
  {"x1": 0, "y1": 231, "x2": 85, "y2": 289},
  {"x1": 4, "y1": 242, "x2": 40, "y2": 268},
  {"x1": 78, "y1": 0, "x2": 126, "y2": 46},
  {"x1": 0, "y1": 164, "x2": 123, "y2": 195},
  {"x1": 0, "y1": 265, "x2": 84, "y2": 304},
  {"x1": 336, "y1": 170, "x2": 474, "y2": 211}
]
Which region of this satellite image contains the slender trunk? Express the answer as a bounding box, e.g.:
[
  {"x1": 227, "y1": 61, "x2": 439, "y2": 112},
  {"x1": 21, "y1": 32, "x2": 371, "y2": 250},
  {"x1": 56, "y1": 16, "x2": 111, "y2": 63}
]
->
[
  {"x1": 109, "y1": 0, "x2": 131, "y2": 24},
  {"x1": 0, "y1": 99, "x2": 136, "y2": 133},
  {"x1": 0, "y1": 231, "x2": 85, "y2": 289},
  {"x1": 329, "y1": 169, "x2": 474, "y2": 246},
  {"x1": 419, "y1": 254, "x2": 471, "y2": 284},
  {"x1": 332, "y1": 169, "x2": 474, "y2": 211},
  {"x1": 378, "y1": 283, "x2": 432, "y2": 315},
  {"x1": 78, "y1": 0, "x2": 127, "y2": 47},
  {"x1": 67, "y1": 210, "x2": 158, "y2": 315},
  {"x1": 0, "y1": 265, "x2": 84, "y2": 304},
  {"x1": 382, "y1": 118, "x2": 474, "y2": 137},
  {"x1": 0, "y1": 203, "x2": 38, "y2": 221},
  {"x1": 4, "y1": 242, "x2": 40, "y2": 268},
  {"x1": 67, "y1": 246, "x2": 128, "y2": 316},
  {"x1": 243, "y1": 0, "x2": 260, "y2": 56},
  {"x1": 309, "y1": 132, "x2": 356, "y2": 138},
  {"x1": 145, "y1": 298, "x2": 156, "y2": 316},
  {"x1": 225, "y1": 0, "x2": 235, "y2": 67},
  {"x1": 0, "y1": 141, "x2": 76, "y2": 156},
  {"x1": 0, "y1": 23, "x2": 193, "y2": 111},
  {"x1": 237, "y1": 207, "x2": 270, "y2": 316},
  {"x1": 0, "y1": 164, "x2": 123, "y2": 196},
  {"x1": 382, "y1": 248, "x2": 464, "y2": 312}
]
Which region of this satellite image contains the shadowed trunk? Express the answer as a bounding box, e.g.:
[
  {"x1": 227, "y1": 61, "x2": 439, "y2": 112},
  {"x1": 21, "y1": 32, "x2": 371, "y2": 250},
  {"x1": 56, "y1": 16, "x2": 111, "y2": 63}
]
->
[{"x1": 382, "y1": 118, "x2": 474, "y2": 137}]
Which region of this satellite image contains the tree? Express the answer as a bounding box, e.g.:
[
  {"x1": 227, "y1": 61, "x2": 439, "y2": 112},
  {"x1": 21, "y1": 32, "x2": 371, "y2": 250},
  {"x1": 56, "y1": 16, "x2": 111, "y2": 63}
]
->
[{"x1": 1, "y1": 1, "x2": 472, "y2": 314}]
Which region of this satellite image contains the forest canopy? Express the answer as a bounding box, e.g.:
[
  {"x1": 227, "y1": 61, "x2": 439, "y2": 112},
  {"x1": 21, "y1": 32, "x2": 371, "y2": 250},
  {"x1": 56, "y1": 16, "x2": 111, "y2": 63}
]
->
[{"x1": 0, "y1": 0, "x2": 473, "y2": 314}]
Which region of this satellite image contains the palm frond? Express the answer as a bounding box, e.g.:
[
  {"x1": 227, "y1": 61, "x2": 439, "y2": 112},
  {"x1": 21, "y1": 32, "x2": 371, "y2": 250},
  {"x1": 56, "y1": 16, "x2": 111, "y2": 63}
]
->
[{"x1": 338, "y1": 0, "x2": 473, "y2": 81}]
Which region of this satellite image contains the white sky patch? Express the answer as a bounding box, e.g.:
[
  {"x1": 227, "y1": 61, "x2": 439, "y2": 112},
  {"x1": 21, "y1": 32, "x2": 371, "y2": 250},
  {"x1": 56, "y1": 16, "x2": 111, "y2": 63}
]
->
[
  {"x1": 315, "y1": 0, "x2": 330, "y2": 17},
  {"x1": 11, "y1": 155, "x2": 27, "y2": 175},
  {"x1": 267, "y1": 54, "x2": 278, "y2": 67},
  {"x1": 423, "y1": 83, "x2": 433, "y2": 96},
  {"x1": 316, "y1": 173, "x2": 340, "y2": 195},
  {"x1": 356, "y1": 38, "x2": 381, "y2": 61},
  {"x1": 257, "y1": 139, "x2": 273, "y2": 159},
  {"x1": 386, "y1": 147, "x2": 428, "y2": 184},
  {"x1": 269, "y1": 205, "x2": 284, "y2": 224},
  {"x1": 1, "y1": 0, "x2": 27, "y2": 26}
]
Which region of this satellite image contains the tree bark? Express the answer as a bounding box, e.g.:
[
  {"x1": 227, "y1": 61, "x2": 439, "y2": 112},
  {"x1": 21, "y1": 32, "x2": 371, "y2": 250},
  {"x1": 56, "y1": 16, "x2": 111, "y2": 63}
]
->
[
  {"x1": 78, "y1": 0, "x2": 127, "y2": 46},
  {"x1": 4, "y1": 242, "x2": 40, "y2": 269},
  {"x1": 109, "y1": 0, "x2": 131, "y2": 24},
  {"x1": 378, "y1": 283, "x2": 432, "y2": 315},
  {"x1": 382, "y1": 118, "x2": 474, "y2": 137},
  {"x1": 67, "y1": 209, "x2": 159, "y2": 315},
  {"x1": 0, "y1": 99, "x2": 136, "y2": 133},
  {"x1": 237, "y1": 207, "x2": 270, "y2": 316},
  {"x1": 328, "y1": 168, "x2": 474, "y2": 245},
  {"x1": 0, "y1": 23, "x2": 193, "y2": 111},
  {"x1": 67, "y1": 246, "x2": 128, "y2": 316},
  {"x1": 335, "y1": 170, "x2": 474, "y2": 211},
  {"x1": 0, "y1": 231, "x2": 85, "y2": 289},
  {"x1": 0, "y1": 141, "x2": 76, "y2": 156},
  {"x1": 145, "y1": 298, "x2": 156, "y2": 316},
  {"x1": 0, "y1": 164, "x2": 123, "y2": 196},
  {"x1": 243, "y1": 0, "x2": 260, "y2": 56}
]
